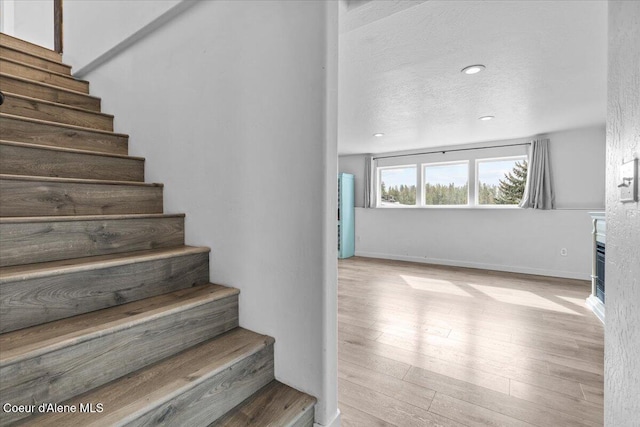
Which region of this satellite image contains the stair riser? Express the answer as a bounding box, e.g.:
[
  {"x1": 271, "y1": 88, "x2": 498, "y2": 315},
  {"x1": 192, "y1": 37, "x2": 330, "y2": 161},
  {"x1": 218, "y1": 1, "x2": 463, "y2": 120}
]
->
[
  {"x1": 0, "y1": 252, "x2": 209, "y2": 333},
  {"x1": 0, "y1": 46, "x2": 71, "y2": 74},
  {"x1": 0, "y1": 94, "x2": 113, "y2": 130},
  {"x1": 0, "y1": 59, "x2": 89, "y2": 93},
  {"x1": 291, "y1": 410, "x2": 315, "y2": 427},
  {"x1": 0, "y1": 216, "x2": 185, "y2": 267},
  {"x1": 0, "y1": 115, "x2": 126, "y2": 155},
  {"x1": 0, "y1": 33, "x2": 61, "y2": 62},
  {"x1": 0, "y1": 74, "x2": 100, "y2": 111},
  {"x1": 0, "y1": 296, "x2": 240, "y2": 426},
  {"x1": 0, "y1": 143, "x2": 144, "y2": 182},
  {"x1": 129, "y1": 345, "x2": 274, "y2": 427},
  {"x1": 0, "y1": 179, "x2": 163, "y2": 217}
]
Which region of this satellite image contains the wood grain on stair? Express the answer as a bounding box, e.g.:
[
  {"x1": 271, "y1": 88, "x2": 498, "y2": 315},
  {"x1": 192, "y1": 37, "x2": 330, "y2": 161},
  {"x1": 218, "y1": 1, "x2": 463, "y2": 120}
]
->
[
  {"x1": 25, "y1": 328, "x2": 275, "y2": 427},
  {"x1": 0, "y1": 174, "x2": 163, "y2": 217},
  {"x1": 0, "y1": 58, "x2": 89, "y2": 93},
  {"x1": 0, "y1": 140, "x2": 144, "y2": 182},
  {"x1": 0, "y1": 32, "x2": 62, "y2": 62},
  {"x1": 0, "y1": 246, "x2": 210, "y2": 333},
  {"x1": 211, "y1": 380, "x2": 316, "y2": 427},
  {"x1": 0, "y1": 73, "x2": 101, "y2": 111},
  {"x1": 0, "y1": 32, "x2": 307, "y2": 427},
  {"x1": 0, "y1": 114, "x2": 126, "y2": 154},
  {"x1": 0, "y1": 45, "x2": 71, "y2": 74},
  {"x1": 0, "y1": 92, "x2": 113, "y2": 130},
  {"x1": 0, "y1": 284, "x2": 240, "y2": 425},
  {"x1": 0, "y1": 214, "x2": 185, "y2": 267}
]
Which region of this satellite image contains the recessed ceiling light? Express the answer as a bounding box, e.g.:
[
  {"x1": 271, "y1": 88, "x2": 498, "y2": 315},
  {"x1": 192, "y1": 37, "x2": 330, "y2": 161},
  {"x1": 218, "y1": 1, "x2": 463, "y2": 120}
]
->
[
  {"x1": 461, "y1": 64, "x2": 486, "y2": 75},
  {"x1": 373, "y1": 133, "x2": 385, "y2": 137},
  {"x1": 478, "y1": 115, "x2": 495, "y2": 121}
]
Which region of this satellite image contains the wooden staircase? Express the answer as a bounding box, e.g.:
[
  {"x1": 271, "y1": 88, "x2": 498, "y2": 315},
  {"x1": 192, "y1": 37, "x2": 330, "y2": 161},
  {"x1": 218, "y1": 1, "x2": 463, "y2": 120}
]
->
[{"x1": 0, "y1": 33, "x2": 315, "y2": 426}]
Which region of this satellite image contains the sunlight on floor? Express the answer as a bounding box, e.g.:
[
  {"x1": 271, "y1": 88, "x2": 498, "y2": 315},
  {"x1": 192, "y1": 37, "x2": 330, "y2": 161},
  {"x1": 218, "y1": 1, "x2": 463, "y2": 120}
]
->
[{"x1": 400, "y1": 274, "x2": 583, "y2": 315}]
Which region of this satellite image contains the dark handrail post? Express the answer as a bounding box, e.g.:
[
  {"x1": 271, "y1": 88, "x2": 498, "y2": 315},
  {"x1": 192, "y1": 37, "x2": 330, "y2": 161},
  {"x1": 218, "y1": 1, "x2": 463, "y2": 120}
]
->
[{"x1": 54, "y1": 0, "x2": 63, "y2": 53}]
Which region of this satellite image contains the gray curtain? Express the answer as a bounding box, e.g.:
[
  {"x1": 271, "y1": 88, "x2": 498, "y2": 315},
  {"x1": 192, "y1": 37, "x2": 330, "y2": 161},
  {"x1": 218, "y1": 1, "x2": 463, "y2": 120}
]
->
[
  {"x1": 364, "y1": 155, "x2": 375, "y2": 208},
  {"x1": 520, "y1": 138, "x2": 555, "y2": 209}
]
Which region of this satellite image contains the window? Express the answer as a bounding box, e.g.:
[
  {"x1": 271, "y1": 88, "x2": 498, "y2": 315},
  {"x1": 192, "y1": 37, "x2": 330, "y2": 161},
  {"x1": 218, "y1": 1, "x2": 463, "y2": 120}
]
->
[
  {"x1": 373, "y1": 147, "x2": 528, "y2": 208},
  {"x1": 379, "y1": 166, "x2": 417, "y2": 206},
  {"x1": 476, "y1": 157, "x2": 528, "y2": 205},
  {"x1": 423, "y1": 161, "x2": 469, "y2": 206}
]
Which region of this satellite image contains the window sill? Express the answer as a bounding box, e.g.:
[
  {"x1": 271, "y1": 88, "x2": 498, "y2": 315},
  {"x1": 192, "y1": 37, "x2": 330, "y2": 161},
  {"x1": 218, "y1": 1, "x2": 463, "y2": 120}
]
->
[{"x1": 374, "y1": 205, "x2": 522, "y2": 210}]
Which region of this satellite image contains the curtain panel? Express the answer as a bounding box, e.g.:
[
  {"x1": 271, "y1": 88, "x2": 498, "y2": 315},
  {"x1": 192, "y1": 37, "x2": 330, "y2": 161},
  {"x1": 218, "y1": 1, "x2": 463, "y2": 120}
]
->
[{"x1": 520, "y1": 138, "x2": 555, "y2": 209}]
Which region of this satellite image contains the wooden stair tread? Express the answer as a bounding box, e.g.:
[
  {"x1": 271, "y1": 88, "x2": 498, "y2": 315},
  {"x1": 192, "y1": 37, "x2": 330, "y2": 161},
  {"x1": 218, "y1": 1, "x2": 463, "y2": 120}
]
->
[
  {"x1": 1, "y1": 92, "x2": 113, "y2": 117},
  {"x1": 0, "y1": 173, "x2": 161, "y2": 187},
  {"x1": 0, "y1": 212, "x2": 184, "y2": 224},
  {"x1": 1, "y1": 113, "x2": 126, "y2": 155},
  {"x1": 0, "y1": 73, "x2": 95, "y2": 97},
  {"x1": 0, "y1": 70, "x2": 101, "y2": 111},
  {"x1": 0, "y1": 57, "x2": 89, "y2": 93},
  {"x1": 0, "y1": 92, "x2": 113, "y2": 131},
  {"x1": 0, "y1": 56, "x2": 85, "y2": 82},
  {"x1": 0, "y1": 113, "x2": 127, "y2": 137},
  {"x1": 0, "y1": 45, "x2": 72, "y2": 74},
  {"x1": 25, "y1": 328, "x2": 274, "y2": 427},
  {"x1": 0, "y1": 140, "x2": 143, "y2": 161},
  {"x1": 212, "y1": 380, "x2": 316, "y2": 427},
  {"x1": 0, "y1": 283, "x2": 239, "y2": 364},
  {"x1": 0, "y1": 33, "x2": 62, "y2": 62},
  {"x1": 0, "y1": 245, "x2": 208, "y2": 281}
]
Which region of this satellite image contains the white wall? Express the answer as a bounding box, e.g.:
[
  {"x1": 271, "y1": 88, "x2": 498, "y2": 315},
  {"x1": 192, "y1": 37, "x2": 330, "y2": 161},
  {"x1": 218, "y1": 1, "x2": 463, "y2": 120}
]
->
[
  {"x1": 63, "y1": 0, "x2": 183, "y2": 74},
  {"x1": 63, "y1": 1, "x2": 339, "y2": 425},
  {"x1": 605, "y1": 2, "x2": 640, "y2": 424},
  {"x1": 0, "y1": 0, "x2": 53, "y2": 49},
  {"x1": 339, "y1": 125, "x2": 605, "y2": 279}
]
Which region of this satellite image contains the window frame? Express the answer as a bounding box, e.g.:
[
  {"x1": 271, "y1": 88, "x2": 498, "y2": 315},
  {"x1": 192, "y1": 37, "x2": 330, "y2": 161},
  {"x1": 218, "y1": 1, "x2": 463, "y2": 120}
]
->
[
  {"x1": 422, "y1": 160, "x2": 470, "y2": 208},
  {"x1": 377, "y1": 163, "x2": 419, "y2": 208},
  {"x1": 475, "y1": 155, "x2": 528, "y2": 208}
]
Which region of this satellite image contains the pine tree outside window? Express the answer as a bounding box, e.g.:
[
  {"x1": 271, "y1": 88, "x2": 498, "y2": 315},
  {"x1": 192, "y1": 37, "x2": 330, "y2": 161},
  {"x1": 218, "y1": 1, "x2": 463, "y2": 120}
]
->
[
  {"x1": 476, "y1": 156, "x2": 528, "y2": 206},
  {"x1": 423, "y1": 161, "x2": 469, "y2": 206},
  {"x1": 378, "y1": 166, "x2": 417, "y2": 206}
]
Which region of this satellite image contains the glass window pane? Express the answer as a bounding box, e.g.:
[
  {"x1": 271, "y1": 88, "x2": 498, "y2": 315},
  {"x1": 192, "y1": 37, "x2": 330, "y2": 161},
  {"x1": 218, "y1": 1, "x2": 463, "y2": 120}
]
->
[
  {"x1": 477, "y1": 158, "x2": 528, "y2": 205},
  {"x1": 424, "y1": 162, "x2": 468, "y2": 205},
  {"x1": 380, "y1": 166, "x2": 417, "y2": 206}
]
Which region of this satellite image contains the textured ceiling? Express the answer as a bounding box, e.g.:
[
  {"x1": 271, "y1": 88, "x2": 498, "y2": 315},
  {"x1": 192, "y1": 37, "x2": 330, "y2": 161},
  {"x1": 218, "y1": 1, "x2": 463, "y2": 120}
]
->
[{"x1": 338, "y1": 0, "x2": 608, "y2": 155}]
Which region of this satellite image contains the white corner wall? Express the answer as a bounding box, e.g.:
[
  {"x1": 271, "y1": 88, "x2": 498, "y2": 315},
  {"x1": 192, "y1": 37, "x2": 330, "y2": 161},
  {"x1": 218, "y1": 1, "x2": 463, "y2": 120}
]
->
[
  {"x1": 63, "y1": 0, "x2": 183, "y2": 74},
  {"x1": 339, "y1": 125, "x2": 605, "y2": 279},
  {"x1": 605, "y1": 1, "x2": 640, "y2": 424},
  {"x1": 63, "y1": 1, "x2": 339, "y2": 425},
  {"x1": 0, "y1": 0, "x2": 53, "y2": 49}
]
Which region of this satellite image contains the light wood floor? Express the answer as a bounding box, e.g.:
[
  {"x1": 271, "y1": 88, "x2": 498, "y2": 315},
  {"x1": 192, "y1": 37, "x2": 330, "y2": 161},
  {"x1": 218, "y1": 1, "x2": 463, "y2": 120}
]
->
[{"x1": 337, "y1": 257, "x2": 604, "y2": 427}]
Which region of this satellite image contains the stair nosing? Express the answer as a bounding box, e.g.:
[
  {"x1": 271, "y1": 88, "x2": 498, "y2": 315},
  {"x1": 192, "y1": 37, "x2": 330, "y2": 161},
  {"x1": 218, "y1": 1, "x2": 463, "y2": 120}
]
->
[
  {"x1": 215, "y1": 380, "x2": 317, "y2": 427},
  {"x1": 1, "y1": 91, "x2": 114, "y2": 118},
  {"x1": 0, "y1": 56, "x2": 89, "y2": 83},
  {"x1": 0, "y1": 173, "x2": 160, "y2": 187},
  {"x1": 74, "y1": 329, "x2": 274, "y2": 427},
  {"x1": 0, "y1": 213, "x2": 185, "y2": 224},
  {"x1": 0, "y1": 113, "x2": 127, "y2": 137},
  {"x1": 0, "y1": 72, "x2": 100, "y2": 100},
  {"x1": 0, "y1": 284, "x2": 241, "y2": 367},
  {"x1": 0, "y1": 32, "x2": 61, "y2": 61},
  {"x1": 0, "y1": 246, "x2": 210, "y2": 282},
  {"x1": 0, "y1": 140, "x2": 144, "y2": 161},
  {"x1": 0, "y1": 44, "x2": 72, "y2": 70}
]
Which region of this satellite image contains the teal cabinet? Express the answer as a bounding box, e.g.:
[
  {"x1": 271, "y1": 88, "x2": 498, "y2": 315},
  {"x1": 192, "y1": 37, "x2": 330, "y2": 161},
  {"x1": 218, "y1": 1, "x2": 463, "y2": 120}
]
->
[{"x1": 338, "y1": 173, "x2": 355, "y2": 259}]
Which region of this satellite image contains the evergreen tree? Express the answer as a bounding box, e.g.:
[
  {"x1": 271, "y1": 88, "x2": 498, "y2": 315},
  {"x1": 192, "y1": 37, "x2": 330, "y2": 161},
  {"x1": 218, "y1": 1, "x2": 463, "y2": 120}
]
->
[{"x1": 495, "y1": 160, "x2": 528, "y2": 204}]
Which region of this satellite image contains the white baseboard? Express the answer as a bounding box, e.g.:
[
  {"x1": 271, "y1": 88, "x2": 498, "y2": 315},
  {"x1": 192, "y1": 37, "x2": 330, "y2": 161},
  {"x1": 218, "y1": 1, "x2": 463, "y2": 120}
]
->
[
  {"x1": 354, "y1": 251, "x2": 590, "y2": 281},
  {"x1": 315, "y1": 409, "x2": 341, "y2": 427},
  {"x1": 586, "y1": 295, "x2": 605, "y2": 324}
]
